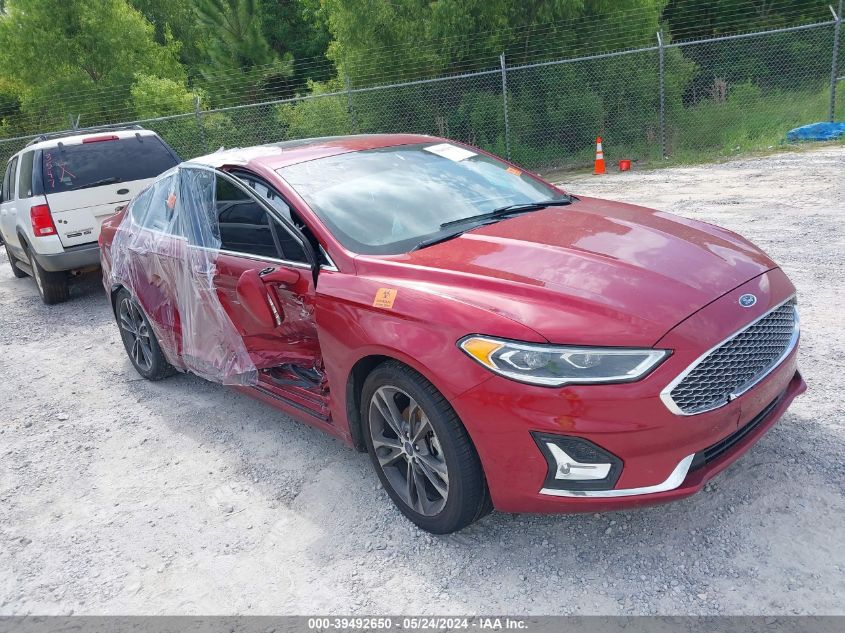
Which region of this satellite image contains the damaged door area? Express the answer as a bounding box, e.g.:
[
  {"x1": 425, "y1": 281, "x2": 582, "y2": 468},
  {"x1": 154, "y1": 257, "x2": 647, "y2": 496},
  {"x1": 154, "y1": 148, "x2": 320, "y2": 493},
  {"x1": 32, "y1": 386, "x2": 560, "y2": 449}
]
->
[{"x1": 109, "y1": 164, "x2": 327, "y2": 408}]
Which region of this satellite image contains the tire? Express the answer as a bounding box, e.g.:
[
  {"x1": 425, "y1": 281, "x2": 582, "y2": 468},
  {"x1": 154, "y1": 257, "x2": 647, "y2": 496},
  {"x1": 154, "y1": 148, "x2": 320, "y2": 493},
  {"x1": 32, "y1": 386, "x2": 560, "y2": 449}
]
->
[
  {"x1": 5, "y1": 243, "x2": 27, "y2": 278},
  {"x1": 361, "y1": 360, "x2": 491, "y2": 534},
  {"x1": 28, "y1": 251, "x2": 69, "y2": 304},
  {"x1": 114, "y1": 288, "x2": 176, "y2": 381}
]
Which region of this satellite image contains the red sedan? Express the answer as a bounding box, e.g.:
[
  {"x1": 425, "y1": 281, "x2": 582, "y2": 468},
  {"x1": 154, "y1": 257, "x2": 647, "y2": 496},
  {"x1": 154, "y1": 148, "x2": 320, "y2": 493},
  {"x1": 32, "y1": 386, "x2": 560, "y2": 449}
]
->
[{"x1": 99, "y1": 134, "x2": 805, "y2": 533}]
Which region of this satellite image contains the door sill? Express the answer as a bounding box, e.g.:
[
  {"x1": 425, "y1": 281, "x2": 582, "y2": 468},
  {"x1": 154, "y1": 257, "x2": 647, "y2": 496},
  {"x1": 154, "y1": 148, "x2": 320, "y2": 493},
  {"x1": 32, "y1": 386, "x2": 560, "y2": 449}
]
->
[{"x1": 254, "y1": 376, "x2": 330, "y2": 422}]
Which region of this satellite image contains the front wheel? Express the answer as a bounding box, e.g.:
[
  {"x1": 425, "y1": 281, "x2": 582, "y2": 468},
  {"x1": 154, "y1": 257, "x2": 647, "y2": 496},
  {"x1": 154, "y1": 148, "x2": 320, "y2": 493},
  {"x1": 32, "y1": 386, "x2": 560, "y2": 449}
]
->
[{"x1": 362, "y1": 361, "x2": 491, "y2": 533}]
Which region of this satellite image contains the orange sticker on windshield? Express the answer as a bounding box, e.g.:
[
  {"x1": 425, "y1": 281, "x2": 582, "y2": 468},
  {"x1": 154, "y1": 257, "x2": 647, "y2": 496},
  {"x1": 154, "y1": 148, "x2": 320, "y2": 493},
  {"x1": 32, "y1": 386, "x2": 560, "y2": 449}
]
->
[
  {"x1": 373, "y1": 288, "x2": 398, "y2": 309},
  {"x1": 506, "y1": 166, "x2": 522, "y2": 176}
]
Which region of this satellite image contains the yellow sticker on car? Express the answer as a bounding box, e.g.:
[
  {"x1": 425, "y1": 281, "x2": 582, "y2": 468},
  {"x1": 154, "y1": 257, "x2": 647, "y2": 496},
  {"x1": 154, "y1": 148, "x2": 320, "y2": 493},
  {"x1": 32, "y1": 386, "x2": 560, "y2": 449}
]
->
[{"x1": 373, "y1": 288, "x2": 398, "y2": 309}]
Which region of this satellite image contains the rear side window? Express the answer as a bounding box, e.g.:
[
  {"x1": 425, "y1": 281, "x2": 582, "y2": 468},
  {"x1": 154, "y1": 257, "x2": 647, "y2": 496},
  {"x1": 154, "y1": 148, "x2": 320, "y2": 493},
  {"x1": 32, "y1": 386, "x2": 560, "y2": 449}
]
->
[
  {"x1": 5, "y1": 156, "x2": 18, "y2": 200},
  {"x1": 42, "y1": 136, "x2": 178, "y2": 194},
  {"x1": 2, "y1": 160, "x2": 12, "y2": 201},
  {"x1": 17, "y1": 152, "x2": 34, "y2": 198}
]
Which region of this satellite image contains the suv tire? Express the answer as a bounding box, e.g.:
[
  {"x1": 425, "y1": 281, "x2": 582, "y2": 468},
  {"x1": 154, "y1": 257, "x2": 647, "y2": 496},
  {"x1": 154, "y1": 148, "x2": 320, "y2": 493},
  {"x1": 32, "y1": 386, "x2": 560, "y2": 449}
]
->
[
  {"x1": 361, "y1": 360, "x2": 491, "y2": 534},
  {"x1": 28, "y1": 251, "x2": 69, "y2": 304},
  {"x1": 114, "y1": 288, "x2": 176, "y2": 381},
  {"x1": 5, "y1": 243, "x2": 28, "y2": 279}
]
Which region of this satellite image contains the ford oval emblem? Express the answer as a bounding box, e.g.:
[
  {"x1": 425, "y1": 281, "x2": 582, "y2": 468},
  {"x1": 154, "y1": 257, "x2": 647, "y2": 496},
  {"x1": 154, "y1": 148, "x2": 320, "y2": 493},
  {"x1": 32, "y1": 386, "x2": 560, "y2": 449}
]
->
[{"x1": 739, "y1": 293, "x2": 757, "y2": 308}]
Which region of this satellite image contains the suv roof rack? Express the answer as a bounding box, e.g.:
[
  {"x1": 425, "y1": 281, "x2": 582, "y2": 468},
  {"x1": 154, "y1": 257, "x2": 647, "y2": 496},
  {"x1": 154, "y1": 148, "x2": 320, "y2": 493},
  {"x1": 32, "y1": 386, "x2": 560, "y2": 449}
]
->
[{"x1": 25, "y1": 124, "x2": 146, "y2": 148}]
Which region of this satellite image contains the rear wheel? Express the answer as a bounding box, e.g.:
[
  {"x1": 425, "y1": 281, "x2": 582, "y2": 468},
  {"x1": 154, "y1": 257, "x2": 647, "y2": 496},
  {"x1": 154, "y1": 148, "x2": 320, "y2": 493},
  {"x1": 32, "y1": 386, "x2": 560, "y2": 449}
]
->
[
  {"x1": 4, "y1": 243, "x2": 27, "y2": 278},
  {"x1": 28, "y1": 251, "x2": 69, "y2": 304},
  {"x1": 115, "y1": 288, "x2": 175, "y2": 381},
  {"x1": 362, "y1": 361, "x2": 491, "y2": 534}
]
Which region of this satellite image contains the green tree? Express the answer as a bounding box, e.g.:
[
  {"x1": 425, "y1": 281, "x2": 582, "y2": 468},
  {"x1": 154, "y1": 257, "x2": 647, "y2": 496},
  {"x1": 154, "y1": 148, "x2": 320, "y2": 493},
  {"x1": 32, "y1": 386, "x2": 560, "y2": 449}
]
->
[
  {"x1": 195, "y1": 0, "x2": 277, "y2": 71},
  {"x1": 662, "y1": 0, "x2": 829, "y2": 40},
  {"x1": 0, "y1": 0, "x2": 183, "y2": 129},
  {"x1": 129, "y1": 0, "x2": 204, "y2": 71},
  {"x1": 321, "y1": 0, "x2": 668, "y2": 85},
  {"x1": 263, "y1": 0, "x2": 331, "y2": 65},
  {"x1": 262, "y1": 0, "x2": 332, "y2": 93},
  {"x1": 194, "y1": 0, "x2": 295, "y2": 104}
]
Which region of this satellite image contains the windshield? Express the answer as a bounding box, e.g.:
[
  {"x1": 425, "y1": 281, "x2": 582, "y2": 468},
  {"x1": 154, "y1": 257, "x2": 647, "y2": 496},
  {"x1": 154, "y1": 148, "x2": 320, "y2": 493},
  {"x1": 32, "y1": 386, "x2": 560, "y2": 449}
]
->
[
  {"x1": 41, "y1": 136, "x2": 179, "y2": 194},
  {"x1": 277, "y1": 142, "x2": 569, "y2": 254}
]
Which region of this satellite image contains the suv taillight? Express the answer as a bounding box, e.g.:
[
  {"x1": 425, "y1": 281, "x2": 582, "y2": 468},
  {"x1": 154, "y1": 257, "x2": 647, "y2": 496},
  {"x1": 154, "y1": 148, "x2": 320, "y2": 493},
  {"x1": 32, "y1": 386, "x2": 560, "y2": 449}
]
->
[{"x1": 30, "y1": 204, "x2": 57, "y2": 237}]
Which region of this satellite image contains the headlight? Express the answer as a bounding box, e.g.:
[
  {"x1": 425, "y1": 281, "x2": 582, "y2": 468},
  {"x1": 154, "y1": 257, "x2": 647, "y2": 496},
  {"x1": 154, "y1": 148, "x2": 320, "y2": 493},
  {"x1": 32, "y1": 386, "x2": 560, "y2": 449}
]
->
[{"x1": 458, "y1": 335, "x2": 669, "y2": 387}]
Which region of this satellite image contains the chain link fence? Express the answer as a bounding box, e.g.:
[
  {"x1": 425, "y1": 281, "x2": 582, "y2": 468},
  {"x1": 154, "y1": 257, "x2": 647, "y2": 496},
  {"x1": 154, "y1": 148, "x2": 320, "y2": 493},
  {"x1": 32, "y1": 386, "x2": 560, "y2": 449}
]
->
[{"x1": 0, "y1": 14, "x2": 842, "y2": 172}]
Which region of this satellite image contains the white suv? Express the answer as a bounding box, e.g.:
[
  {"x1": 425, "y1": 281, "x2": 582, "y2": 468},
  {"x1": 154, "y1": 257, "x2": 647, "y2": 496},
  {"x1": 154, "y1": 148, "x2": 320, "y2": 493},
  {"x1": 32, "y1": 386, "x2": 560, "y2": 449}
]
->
[{"x1": 0, "y1": 127, "x2": 180, "y2": 303}]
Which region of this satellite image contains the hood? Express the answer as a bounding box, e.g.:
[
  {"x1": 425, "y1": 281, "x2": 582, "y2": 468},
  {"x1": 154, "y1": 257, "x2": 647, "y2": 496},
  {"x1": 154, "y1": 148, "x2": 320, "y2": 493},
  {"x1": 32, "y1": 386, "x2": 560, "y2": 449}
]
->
[{"x1": 361, "y1": 197, "x2": 775, "y2": 346}]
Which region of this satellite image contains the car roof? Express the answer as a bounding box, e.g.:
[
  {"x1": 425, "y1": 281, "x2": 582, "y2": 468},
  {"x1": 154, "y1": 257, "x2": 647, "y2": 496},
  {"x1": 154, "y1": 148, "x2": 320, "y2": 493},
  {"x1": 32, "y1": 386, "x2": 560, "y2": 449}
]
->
[
  {"x1": 22, "y1": 128, "x2": 161, "y2": 153},
  {"x1": 185, "y1": 133, "x2": 441, "y2": 172}
]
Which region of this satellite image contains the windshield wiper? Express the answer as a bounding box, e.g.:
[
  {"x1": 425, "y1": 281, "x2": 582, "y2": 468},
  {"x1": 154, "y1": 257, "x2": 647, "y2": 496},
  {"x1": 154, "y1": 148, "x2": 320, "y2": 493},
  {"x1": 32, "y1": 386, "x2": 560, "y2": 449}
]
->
[
  {"x1": 414, "y1": 196, "x2": 576, "y2": 252},
  {"x1": 439, "y1": 197, "x2": 574, "y2": 230},
  {"x1": 70, "y1": 176, "x2": 120, "y2": 191},
  {"x1": 412, "y1": 229, "x2": 470, "y2": 251}
]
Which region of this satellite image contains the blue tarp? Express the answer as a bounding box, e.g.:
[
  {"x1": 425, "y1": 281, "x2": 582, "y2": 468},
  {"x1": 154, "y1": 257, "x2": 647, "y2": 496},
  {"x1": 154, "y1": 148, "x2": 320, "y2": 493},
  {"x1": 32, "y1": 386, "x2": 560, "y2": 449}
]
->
[{"x1": 786, "y1": 121, "x2": 845, "y2": 141}]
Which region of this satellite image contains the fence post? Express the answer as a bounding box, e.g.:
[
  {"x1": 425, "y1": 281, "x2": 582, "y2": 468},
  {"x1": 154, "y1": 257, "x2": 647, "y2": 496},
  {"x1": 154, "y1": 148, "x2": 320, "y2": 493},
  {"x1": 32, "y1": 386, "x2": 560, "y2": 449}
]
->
[
  {"x1": 193, "y1": 96, "x2": 207, "y2": 153},
  {"x1": 500, "y1": 53, "x2": 511, "y2": 160},
  {"x1": 657, "y1": 31, "x2": 666, "y2": 159},
  {"x1": 345, "y1": 73, "x2": 359, "y2": 133},
  {"x1": 830, "y1": 1, "x2": 843, "y2": 122}
]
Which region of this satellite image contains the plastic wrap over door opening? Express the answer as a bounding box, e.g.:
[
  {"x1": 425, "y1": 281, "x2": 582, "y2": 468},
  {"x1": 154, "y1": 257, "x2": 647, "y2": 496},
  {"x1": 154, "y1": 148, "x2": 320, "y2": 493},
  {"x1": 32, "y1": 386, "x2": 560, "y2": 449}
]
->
[{"x1": 108, "y1": 164, "x2": 258, "y2": 386}]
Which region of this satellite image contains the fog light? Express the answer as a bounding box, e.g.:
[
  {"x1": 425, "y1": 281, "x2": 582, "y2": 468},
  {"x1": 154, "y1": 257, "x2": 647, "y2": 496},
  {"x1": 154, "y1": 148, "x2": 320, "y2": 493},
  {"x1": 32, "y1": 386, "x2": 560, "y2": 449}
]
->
[
  {"x1": 532, "y1": 433, "x2": 623, "y2": 492},
  {"x1": 548, "y1": 444, "x2": 612, "y2": 480}
]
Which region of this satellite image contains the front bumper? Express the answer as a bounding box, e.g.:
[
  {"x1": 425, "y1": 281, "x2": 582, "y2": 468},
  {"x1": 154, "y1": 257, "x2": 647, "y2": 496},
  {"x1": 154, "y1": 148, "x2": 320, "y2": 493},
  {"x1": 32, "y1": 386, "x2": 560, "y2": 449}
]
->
[{"x1": 451, "y1": 268, "x2": 806, "y2": 513}]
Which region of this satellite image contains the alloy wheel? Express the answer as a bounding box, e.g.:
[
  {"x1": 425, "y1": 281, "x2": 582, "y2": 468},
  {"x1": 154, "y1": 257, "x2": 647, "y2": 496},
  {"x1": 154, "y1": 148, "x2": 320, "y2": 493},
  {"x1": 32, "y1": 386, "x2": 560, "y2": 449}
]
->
[
  {"x1": 118, "y1": 298, "x2": 154, "y2": 372},
  {"x1": 368, "y1": 385, "x2": 449, "y2": 516}
]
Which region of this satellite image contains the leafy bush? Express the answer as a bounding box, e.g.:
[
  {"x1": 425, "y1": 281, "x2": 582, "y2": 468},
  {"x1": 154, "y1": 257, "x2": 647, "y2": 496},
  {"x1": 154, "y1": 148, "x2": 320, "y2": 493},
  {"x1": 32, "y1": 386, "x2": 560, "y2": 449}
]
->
[
  {"x1": 276, "y1": 80, "x2": 354, "y2": 138},
  {"x1": 131, "y1": 74, "x2": 202, "y2": 119}
]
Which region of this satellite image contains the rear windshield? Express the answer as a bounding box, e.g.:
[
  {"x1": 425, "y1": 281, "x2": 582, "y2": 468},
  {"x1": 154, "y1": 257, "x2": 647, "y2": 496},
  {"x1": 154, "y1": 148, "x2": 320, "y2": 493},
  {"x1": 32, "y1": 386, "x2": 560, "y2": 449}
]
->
[{"x1": 41, "y1": 136, "x2": 178, "y2": 194}]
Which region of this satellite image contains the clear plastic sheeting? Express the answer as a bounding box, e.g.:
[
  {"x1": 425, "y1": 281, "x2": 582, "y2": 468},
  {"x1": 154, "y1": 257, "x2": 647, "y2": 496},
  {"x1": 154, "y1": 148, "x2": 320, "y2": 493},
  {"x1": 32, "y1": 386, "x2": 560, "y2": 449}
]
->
[{"x1": 106, "y1": 164, "x2": 258, "y2": 385}]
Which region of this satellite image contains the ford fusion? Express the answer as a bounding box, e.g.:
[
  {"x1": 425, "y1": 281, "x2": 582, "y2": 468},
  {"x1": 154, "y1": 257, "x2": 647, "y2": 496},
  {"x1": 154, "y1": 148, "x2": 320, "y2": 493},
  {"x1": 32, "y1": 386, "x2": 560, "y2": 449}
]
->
[{"x1": 99, "y1": 135, "x2": 804, "y2": 533}]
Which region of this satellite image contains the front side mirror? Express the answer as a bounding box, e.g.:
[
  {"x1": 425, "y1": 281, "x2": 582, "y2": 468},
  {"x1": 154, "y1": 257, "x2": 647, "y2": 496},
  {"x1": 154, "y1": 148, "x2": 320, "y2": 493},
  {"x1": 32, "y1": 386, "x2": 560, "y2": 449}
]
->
[{"x1": 236, "y1": 269, "x2": 277, "y2": 329}]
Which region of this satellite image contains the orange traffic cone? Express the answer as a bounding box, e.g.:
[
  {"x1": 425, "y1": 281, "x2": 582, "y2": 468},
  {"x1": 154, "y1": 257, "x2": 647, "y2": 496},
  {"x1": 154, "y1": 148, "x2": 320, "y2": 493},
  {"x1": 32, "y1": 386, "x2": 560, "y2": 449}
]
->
[{"x1": 593, "y1": 136, "x2": 606, "y2": 174}]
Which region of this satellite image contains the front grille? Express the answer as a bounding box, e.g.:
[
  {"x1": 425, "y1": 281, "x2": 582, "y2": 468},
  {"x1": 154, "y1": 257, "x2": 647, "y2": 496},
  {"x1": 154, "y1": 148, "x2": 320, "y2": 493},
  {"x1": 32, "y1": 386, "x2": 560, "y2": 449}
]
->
[{"x1": 665, "y1": 299, "x2": 798, "y2": 415}]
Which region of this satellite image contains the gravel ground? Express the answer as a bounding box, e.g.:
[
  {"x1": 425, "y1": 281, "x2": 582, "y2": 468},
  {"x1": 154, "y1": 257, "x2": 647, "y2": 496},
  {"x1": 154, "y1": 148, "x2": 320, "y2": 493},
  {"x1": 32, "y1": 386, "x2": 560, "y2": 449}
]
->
[{"x1": 1, "y1": 146, "x2": 844, "y2": 616}]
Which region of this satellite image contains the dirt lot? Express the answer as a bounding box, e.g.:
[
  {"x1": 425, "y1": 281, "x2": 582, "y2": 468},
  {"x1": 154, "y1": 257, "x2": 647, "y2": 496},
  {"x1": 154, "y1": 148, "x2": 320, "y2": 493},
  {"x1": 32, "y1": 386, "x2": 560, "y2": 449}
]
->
[{"x1": 1, "y1": 146, "x2": 844, "y2": 616}]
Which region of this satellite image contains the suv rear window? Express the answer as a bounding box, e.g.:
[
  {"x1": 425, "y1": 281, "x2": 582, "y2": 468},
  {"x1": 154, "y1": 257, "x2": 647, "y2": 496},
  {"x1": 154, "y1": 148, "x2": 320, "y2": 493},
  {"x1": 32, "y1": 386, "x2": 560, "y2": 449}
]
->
[{"x1": 42, "y1": 136, "x2": 178, "y2": 194}]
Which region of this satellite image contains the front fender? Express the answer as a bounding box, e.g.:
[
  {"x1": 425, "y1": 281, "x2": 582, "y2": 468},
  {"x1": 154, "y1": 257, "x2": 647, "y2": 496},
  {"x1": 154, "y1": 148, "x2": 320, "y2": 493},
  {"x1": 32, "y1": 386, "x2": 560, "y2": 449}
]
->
[{"x1": 315, "y1": 270, "x2": 543, "y2": 439}]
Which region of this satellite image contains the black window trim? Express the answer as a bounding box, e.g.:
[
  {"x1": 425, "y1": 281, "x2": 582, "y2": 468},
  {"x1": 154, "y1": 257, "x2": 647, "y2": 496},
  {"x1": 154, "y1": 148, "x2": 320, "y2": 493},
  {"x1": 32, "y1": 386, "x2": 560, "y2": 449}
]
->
[
  {"x1": 31, "y1": 149, "x2": 45, "y2": 197},
  {"x1": 180, "y1": 165, "x2": 318, "y2": 275}
]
